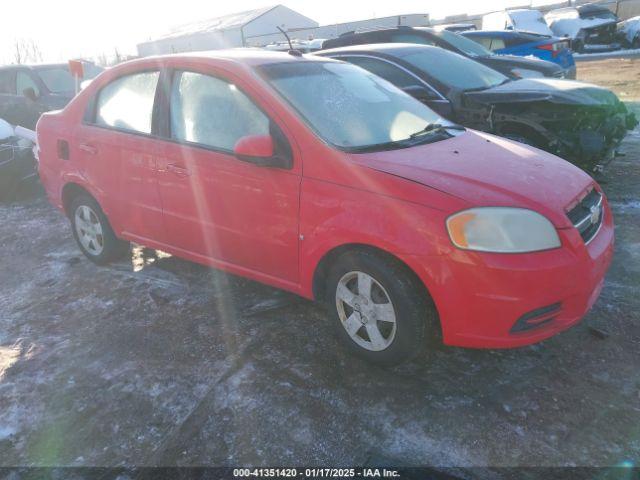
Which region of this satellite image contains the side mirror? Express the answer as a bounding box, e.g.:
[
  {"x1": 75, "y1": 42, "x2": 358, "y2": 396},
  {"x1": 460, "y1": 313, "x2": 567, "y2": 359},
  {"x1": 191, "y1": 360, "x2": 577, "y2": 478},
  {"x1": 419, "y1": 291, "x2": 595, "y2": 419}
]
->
[
  {"x1": 233, "y1": 134, "x2": 291, "y2": 169},
  {"x1": 23, "y1": 87, "x2": 39, "y2": 102},
  {"x1": 402, "y1": 85, "x2": 439, "y2": 102}
]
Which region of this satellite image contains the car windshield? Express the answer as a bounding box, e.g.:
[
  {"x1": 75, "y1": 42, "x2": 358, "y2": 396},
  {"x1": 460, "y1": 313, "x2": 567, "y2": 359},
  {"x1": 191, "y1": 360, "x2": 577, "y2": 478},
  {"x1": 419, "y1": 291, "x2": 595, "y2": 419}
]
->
[
  {"x1": 37, "y1": 65, "x2": 103, "y2": 93},
  {"x1": 433, "y1": 29, "x2": 493, "y2": 57},
  {"x1": 400, "y1": 48, "x2": 509, "y2": 91},
  {"x1": 258, "y1": 61, "x2": 452, "y2": 152}
]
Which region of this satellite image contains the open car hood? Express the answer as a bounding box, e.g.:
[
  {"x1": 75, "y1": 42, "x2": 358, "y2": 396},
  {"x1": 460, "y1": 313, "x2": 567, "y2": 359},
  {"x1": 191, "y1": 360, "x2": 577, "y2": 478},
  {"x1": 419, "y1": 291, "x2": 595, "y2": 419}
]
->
[
  {"x1": 464, "y1": 78, "x2": 619, "y2": 106},
  {"x1": 347, "y1": 130, "x2": 592, "y2": 228},
  {"x1": 547, "y1": 16, "x2": 617, "y2": 39}
]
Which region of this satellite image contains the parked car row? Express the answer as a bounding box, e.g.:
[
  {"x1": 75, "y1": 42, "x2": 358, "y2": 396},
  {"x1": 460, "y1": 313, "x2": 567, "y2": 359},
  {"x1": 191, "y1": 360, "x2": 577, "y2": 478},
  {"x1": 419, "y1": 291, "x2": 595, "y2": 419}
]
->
[
  {"x1": 322, "y1": 26, "x2": 573, "y2": 79},
  {"x1": 34, "y1": 47, "x2": 623, "y2": 365},
  {"x1": 480, "y1": 4, "x2": 625, "y2": 54}
]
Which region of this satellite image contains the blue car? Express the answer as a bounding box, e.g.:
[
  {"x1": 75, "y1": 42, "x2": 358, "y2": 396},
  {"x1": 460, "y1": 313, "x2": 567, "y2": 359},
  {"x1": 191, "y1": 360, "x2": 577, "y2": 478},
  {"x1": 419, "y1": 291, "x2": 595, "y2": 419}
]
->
[{"x1": 462, "y1": 30, "x2": 576, "y2": 79}]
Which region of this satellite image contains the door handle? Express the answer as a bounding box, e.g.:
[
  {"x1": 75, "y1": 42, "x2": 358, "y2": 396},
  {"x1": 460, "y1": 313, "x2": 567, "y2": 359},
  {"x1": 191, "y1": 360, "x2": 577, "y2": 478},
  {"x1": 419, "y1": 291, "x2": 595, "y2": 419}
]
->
[
  {"x1": 166, "y1": 163, "x2": 191, "y2": 177},
  {"x1": 79, "y1": 143, "x2": 98, "y2": 155}
]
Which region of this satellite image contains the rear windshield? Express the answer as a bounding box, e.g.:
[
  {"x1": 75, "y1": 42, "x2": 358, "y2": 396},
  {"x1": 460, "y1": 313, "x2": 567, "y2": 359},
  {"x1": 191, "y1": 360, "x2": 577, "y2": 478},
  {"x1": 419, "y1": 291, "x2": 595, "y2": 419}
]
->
[
  {"x1": 579, "y1": 9, "x2": 617, "y2": 20},
  {"x1": 400, "y1": 48, "x2": 508, "y2": 91},
  {"x1": 258, "y1": 61, "x2": 446, "y2": 152}
]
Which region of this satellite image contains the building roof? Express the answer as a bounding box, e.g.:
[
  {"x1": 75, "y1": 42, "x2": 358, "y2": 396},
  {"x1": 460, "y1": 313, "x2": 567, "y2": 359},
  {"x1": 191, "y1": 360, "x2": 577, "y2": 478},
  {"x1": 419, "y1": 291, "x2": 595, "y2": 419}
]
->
[{"x1": 157, "y1": 5, "x2": 278, "y2": 40}]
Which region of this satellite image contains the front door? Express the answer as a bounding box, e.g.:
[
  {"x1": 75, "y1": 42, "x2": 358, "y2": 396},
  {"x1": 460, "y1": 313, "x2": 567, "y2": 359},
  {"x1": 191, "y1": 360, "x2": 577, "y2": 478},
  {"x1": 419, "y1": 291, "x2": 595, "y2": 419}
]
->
[{"x1": 156, "y1": 69, "x2": 301, "y2": 283}]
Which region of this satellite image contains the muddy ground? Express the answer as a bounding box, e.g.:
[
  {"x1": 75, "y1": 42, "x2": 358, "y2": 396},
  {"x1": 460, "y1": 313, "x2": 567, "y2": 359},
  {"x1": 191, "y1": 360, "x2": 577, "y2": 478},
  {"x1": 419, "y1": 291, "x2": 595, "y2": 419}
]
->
[{"x1": 0, "y1": 60, "x2": 639, "y2": 474}]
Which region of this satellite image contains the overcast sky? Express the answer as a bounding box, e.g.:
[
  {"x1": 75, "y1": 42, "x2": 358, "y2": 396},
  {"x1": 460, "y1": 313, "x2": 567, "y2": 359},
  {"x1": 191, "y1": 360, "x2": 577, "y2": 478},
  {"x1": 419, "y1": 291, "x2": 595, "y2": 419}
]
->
[{"x1": 0, "y1": 0, "x2": 552, "y2": 63}]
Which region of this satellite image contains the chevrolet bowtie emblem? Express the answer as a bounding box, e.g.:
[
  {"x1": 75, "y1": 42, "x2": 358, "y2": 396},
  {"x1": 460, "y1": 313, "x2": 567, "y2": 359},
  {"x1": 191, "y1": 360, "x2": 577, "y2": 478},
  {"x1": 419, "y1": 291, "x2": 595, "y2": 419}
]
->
[{"x1": 590, "y1": 205, "x2": 601, "y2": 225}]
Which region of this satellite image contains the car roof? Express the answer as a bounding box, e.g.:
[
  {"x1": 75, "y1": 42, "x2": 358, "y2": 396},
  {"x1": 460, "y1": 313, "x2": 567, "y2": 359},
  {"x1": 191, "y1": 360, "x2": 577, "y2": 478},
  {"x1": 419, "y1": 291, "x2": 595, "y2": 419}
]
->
[
  {"x1": 0, "y1": 63, "x2": 69, "y2": 71},
  {"x1": 318, "y1": 42, "x2": 441, "y2": 57},
  {"x1": 463, "y1": 30, "x2": 549, "y2": 38},
  {"x1": 122, "y1": 48, "x2": 336, "y2": 70}
]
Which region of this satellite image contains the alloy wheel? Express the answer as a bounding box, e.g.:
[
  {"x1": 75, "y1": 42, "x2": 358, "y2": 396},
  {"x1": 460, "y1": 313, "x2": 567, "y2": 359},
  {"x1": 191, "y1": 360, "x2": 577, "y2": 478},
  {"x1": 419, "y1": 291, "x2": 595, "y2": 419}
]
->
[
  {"x1": 335, "y1": 271, "x2": 397, "y2": 352},
  {"x1": 74, "y1": 205, "x2": 105, "y2": 256}
]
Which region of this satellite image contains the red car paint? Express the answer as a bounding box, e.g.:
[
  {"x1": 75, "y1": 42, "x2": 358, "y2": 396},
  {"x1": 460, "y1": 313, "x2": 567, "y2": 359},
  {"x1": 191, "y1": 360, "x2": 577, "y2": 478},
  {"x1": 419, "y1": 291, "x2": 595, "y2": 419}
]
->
[{"x1": 36, "y1": 51, "x2": 614, "y2": 349}]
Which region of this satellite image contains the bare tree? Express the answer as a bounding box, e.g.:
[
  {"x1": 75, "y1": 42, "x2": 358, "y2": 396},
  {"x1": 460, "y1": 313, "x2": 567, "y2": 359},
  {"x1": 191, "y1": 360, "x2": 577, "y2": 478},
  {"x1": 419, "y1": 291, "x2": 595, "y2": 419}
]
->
[{"x1": 13, "y1": 39, "x2": 43, "y2": 64}]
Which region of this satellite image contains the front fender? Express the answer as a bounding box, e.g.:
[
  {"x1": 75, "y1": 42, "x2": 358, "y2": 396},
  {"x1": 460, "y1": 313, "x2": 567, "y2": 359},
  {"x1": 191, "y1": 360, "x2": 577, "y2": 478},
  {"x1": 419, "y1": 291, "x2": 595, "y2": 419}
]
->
[{"x1": 298, "y1": 177, "x2": 457, "y2": 298}]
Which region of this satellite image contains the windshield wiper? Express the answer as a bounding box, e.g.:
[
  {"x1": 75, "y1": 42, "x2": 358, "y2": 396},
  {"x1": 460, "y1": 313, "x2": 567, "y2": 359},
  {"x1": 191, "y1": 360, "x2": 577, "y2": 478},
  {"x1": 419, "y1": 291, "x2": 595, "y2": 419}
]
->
[
  {"x1": 345, "y1": 124, "x2": 465, "y2": 153},
  {"x1": 409, "y1": 123, "x2": 465, "y2": 139}
]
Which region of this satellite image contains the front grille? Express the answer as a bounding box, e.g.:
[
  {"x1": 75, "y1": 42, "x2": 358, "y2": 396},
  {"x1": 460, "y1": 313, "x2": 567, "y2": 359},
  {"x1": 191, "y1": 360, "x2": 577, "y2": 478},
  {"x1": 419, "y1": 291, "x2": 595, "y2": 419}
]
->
[
  {"x1": 552, "y1": 70, "x2": 565, "y2": 78},
  {"x1": 567, "y1": 188, "x2": 603, "y2": 243}
]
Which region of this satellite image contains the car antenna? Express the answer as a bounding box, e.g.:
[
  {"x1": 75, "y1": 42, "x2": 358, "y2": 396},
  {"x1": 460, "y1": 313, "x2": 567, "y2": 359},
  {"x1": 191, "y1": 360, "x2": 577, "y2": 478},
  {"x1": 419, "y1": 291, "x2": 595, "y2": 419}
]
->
[{"x1": 277, "y1": 26, "x2": 303, "y2": 57}]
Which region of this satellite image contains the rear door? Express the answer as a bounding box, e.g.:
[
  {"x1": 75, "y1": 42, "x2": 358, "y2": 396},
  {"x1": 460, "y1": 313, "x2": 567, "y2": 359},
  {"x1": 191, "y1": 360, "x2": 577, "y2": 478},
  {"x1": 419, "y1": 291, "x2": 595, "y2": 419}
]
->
[
  {"x1": 75, "y1": 70, "x2": 166, "y2": 243},
  {"x1": 154, "y1": 68, "x2": 301, "y2": 283}
]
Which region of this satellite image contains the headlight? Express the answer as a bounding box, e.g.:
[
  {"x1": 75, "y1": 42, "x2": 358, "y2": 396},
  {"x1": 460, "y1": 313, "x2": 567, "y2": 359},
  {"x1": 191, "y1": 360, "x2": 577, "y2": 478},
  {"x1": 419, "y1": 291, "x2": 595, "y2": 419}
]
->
[
  {"x1": 510, "y1": 68, "x2": 545, "y2": 79},
  {"x1": 446, "y1": 207, "x2": 561, "y2": 253}
]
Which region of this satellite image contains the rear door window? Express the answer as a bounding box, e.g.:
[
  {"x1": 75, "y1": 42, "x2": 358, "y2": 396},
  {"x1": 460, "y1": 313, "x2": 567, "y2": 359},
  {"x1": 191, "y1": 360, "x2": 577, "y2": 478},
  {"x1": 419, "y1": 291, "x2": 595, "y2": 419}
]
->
[
  {"x1": 169, "y1": 71, "x2": 269, "y2": 151},
  {"x1": 489, "y1": 37, "x2": 506, "y2": 50},
  {"x1": 475, "y1": 37, "x2": 494, "y2": 50},
  {"x1": 16, "y1": 71, "x2": 40, "y2": 97},
  {"x1": 0, "y1": 71, "x2": 16, "y2": 95},
  {"x1": 95, "y1": 71, "x2": 159, "y2": 135}
]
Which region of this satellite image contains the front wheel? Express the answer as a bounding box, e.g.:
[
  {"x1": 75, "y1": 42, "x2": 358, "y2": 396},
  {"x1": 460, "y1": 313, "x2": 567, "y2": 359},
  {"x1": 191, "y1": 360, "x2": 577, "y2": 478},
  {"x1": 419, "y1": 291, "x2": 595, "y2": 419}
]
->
[
  {"x1": 70, "y1": 194, "x2": 128, "y2": 265},
  {"x1": 325, "y1": 250, "x2": 432, "y2": 366}
]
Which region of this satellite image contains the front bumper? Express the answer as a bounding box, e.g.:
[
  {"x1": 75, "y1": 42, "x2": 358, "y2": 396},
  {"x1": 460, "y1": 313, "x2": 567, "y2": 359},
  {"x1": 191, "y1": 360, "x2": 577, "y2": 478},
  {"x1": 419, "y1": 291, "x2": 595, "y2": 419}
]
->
[
  {"x1": 582, "y1": 42, "x2": 621, "y2": 52},
  {"x1": 554, "y1": 110, "x2": 637, "y2": 170},
  {"x1": 405, "y1": 199, "x2": 614, "y2": 349},
  {"x1": 0, "y1": 141, "x2": 38, "y2": 200}
]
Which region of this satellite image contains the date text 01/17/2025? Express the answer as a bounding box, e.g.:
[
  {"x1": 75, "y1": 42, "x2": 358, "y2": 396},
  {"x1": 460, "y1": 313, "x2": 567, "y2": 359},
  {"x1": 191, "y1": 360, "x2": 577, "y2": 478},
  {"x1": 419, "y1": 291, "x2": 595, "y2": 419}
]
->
[{"x1": 233, "y1": 468, "x2": 401, "y2": 478}]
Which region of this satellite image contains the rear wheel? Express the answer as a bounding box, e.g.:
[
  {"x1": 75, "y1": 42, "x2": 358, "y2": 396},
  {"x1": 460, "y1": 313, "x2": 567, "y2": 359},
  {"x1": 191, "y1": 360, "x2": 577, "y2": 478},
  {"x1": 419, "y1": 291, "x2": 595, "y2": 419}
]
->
[
  {"x1": 325, "y1": 250, "x2": 433, "y2": 366},
  {"x1": 70, "y1": 194, "x2": 128, "y2": 265}
]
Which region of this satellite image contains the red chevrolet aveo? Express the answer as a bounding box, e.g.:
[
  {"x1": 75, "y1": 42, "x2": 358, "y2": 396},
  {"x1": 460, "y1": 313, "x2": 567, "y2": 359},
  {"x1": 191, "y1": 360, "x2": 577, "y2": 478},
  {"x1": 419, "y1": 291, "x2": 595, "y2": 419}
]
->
[{"x1": 37, "y1": 51, "x2": 614, "y2": 365}]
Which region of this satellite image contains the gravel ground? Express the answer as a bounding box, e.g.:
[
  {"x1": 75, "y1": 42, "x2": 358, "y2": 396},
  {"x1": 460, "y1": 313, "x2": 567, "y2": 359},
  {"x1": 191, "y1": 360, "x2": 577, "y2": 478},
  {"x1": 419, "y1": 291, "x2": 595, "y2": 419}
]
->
[{"x1": 0, "y1": 62, "x2": 639, "y2": 473}]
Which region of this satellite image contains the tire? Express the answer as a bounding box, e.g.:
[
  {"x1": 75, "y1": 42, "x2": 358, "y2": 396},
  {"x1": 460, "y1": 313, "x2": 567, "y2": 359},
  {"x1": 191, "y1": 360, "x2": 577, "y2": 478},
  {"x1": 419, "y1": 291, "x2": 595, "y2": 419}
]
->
[
  {"x1": 69, "y1": 194, "x2": 128, "y2": 265},
  {"x1": 324, "y1": 250, "x2": 432, "y2": 366}
]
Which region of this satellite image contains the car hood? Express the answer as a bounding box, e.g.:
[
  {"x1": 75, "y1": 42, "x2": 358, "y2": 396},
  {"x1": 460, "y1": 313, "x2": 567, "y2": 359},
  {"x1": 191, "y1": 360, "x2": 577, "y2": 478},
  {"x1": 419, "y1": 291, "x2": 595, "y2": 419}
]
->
[
  {"x1": 347, "y1": 130, "x2": 592, "y2": 228},
  {"x1": 548, "y1": 16, "x2": 617, "y2": 39},
  {"x1": 464, "y1": 78, "x2": 619, "y2": 106},
  {"x1": 479, "y1": 54, "x2": 561, "y2": 74}
]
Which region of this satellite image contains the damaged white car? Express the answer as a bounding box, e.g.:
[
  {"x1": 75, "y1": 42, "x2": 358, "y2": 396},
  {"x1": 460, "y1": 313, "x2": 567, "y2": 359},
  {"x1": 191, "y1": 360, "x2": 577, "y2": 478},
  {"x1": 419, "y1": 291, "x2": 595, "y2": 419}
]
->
[{"x1": 545, "y1": 4, "x2": 621, "y2": 53}]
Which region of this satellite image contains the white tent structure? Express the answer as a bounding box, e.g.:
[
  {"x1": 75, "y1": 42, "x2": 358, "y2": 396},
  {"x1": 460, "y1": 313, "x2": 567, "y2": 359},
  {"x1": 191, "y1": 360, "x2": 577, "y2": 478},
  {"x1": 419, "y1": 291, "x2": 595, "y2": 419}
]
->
[{"x1": 137, "y1": 5, "x2": 318, "y2": 56}]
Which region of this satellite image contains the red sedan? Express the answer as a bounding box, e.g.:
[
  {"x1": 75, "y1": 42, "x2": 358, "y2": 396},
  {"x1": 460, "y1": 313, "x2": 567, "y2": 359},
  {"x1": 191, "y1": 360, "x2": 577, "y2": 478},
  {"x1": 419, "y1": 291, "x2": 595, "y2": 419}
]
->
[{"x1": 36, "y1": 51, "x2": 614, "y2": 365}]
